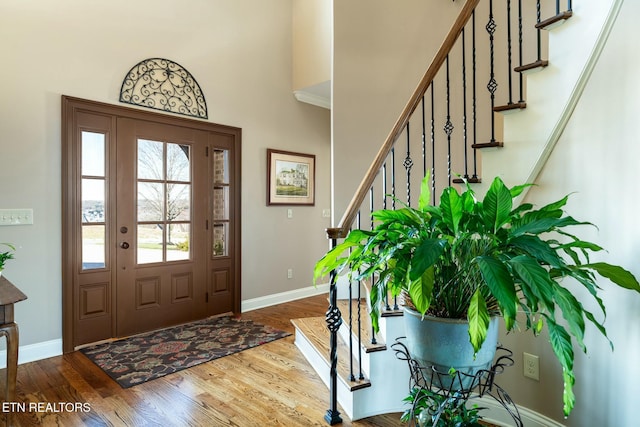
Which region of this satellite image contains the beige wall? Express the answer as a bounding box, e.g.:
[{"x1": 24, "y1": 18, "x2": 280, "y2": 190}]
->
[
  {"x1": 513, "y1": 0, "x2": 640, "y2": 424},
  {"x1": 332, "y1": 0, "x2": 467, "y2": 222},
  {"x1": 0, "y1": 0, "x2": 330, "y2": 350},
  {"x1": 292, "y1": 0, "x2": 331, "y2": 91}
]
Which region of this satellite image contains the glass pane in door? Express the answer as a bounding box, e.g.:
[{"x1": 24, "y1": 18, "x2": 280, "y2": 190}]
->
[
  {"x1": 137, "y1": 223, "x2": 164, "y2": 264},
  {"x1": 167, "y1": 144, "x2": 190, "y2": 181},
  {"x1": 137, "y1": 139, "x2": 192, "y2": 264},
  {"x1": 81, "y1": 131, "x2": 106, "y2": 270},
  {"x1": 138, "y1": 182, "x2": 164, "y2": 221},
  {"x1": 212, "y1": 149, "x2": 229, "y2": 258},
  {"x1": 137, "y1": 139, "x2": 164, "y2": 180},
  {"x1": 168, "y1": 224, "x2": 190, "y2": 261}
]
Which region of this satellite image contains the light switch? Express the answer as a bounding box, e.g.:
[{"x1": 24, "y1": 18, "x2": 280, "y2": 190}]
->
[{"x1": 0, "y1": 209, "x2": 34, "y2": 226}]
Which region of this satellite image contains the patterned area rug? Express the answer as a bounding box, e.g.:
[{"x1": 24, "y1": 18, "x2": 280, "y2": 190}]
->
[{"x1": 80, "y1": 316, "x2": 291, "y2": 388}]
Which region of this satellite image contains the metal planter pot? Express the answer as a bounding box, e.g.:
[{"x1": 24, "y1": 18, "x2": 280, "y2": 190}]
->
[{"x1": 403, "y1": 307, "x2": 499, "y2": 391}]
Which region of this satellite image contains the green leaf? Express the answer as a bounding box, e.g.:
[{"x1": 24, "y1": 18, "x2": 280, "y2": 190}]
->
[
  {"x1": 546, "y1": 318, "x2": 575, "y2": 416},
  {"x1": 583, "y1": 309, "x2": 613, "y2": 351},
  {"x1": 408, "y1": 266, "x2": 434, "y2": 314},
  {"x1": 482, "y1": 177, "x2": 513, "y2": 232},
  {"x1": 539, "y1": 194, "x2": 570, "y2": 212},
  {"x1": 475, "y1": 256, "x2": 518, "y2": 330},
  {"x1": 553, "y1": 286, "x2": 586, "y2": 353},
  {"x1": 418, "y1": 172, "x2": 432, "y2": 212},
  {"x1": 508, "y1": 255, "x2": 555, "y2": 311},
  {"x1": 440, "y1": 187, "x2": 463, "y2": 234},
  {"x1": 584, "y1": 262, "x2": 640, "y2": 292},
  {"x1": 509, "y1": 182, "x2": 534, "y2": 198},
  {"x1": 510, "y1": 216, "x2": 585, "y2": 237},
  {"x1": 313, "y1": 239, "x2": 359, "y2": 283},
  {"x1": 409, "y1": 238, "x2": 447, "y2": 280},
  {"x1": 468, "y1": 289, "x2": 490, "y2": 354},
  {"x1": 508, "y1": 235, "x2": 564, "y2": 268},
  {"x1": 372, "y1": 208, "x2": 421, "y2": 226}
]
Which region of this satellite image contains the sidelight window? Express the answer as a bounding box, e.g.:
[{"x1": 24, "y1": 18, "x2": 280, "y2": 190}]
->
[{"x1": 81, "y1": 131, "x2": 107, "y2": 270}]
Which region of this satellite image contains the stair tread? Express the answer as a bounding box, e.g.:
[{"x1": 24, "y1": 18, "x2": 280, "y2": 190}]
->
[
  {"x1": 493, "y1": 101, "x2": 527, "y2": 112},
  {"x1": 336, "y1": 299, "x2": 387, "y2": 353},
  {"x1": 291, "y1": 317, "x2": 371, "y2": 391},
  {"x1": 536, "y1": 11, "x2": 573, "y2": 30}
]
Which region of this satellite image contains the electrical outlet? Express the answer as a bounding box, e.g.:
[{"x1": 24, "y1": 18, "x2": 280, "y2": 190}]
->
[
  {"x1": 287, "y1": 209, "x2": 293, "y2": 219},
  {"x1": 523, "y1": 352, "x2": 539, "y2": 381},
  {"x1": 287, "y1": 269, "x2": 293, "y2": 279}
]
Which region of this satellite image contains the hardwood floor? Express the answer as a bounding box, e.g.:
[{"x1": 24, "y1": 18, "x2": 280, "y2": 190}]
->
[{"x1": 1, "y1": 294, "x2": 403, "y2": 426}]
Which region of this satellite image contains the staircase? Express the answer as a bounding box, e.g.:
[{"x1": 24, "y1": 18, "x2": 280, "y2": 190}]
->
[
  {"x1": 292, "y1": 297, "x2": 409, "y2": 420},
  {"x1": 291, "y1": 0, "x2": 619, "y2": 424}
]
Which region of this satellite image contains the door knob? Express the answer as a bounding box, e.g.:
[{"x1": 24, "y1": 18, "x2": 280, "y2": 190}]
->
[{"x1": 120, "y1": 242, "x2": 130, "y2": 249}]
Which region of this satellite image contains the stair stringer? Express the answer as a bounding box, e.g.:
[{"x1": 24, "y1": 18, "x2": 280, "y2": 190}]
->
[{"x1": 476, "y1": 0, "x2": 623, "y2": 198}]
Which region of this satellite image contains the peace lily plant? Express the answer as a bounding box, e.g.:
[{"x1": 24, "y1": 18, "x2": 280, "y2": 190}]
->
[{"x1": 314, "y1": 174, "x2": 640, "y2": 416}]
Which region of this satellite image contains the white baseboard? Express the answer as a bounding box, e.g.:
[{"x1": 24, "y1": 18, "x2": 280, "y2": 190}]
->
[
  {"x1": 477, "y1": 396, "x2": 566, "y2": 427},
  {"x1": 0, "y1": 338, "x2": 62, "y2": 369},
  {"x1": 241, "y1": 283, "x2": 330, "y2": 312}
]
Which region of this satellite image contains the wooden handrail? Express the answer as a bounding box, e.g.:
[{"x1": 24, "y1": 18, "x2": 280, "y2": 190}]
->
[{"x1": 327, "y1": 0, "x2": 481, "y2": 240}]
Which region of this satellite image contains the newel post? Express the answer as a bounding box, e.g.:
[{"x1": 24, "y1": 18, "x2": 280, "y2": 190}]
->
[{"x1": 324, "y1": 235, "x2": 342, "y2": 425}]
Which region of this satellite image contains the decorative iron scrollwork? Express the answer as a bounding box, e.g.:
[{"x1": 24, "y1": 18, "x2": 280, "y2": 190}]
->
[
  {"x1": 119, "y1": 58, "x2": 208, "y2": 119},
  {"x1": 325, "y1": 305, "x2": 343, "y2": 332}
]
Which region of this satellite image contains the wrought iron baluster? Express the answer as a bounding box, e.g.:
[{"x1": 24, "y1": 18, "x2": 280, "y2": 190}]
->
[
  {"x1": 444, "y1": 55, "x2": 454, "y2": 185},
  {"x1": 391, "y1": 147, "x2": 396, "y2": 209},
  {"x1": 347, "y1": 234, "x2": 355, "y2": 382},
  {"x1": 506, "y1": 0, "x2": 514, "y2": 106},
  {"x1": 325, "y1": 245, "x2": 342, "y2": 425},
  {"x1": 461, "y1": 26, "x2": 469, "y2": 180},
  {"x1": 422, "y1": 96, "x2": 427, "y2": 178},
  {"x1": 356, "y1": 209, "x2": 366, "y2": 373},
  {"x1": 486, "y1": 0, "x2": 498, "y2": 145},
  {"x1": 382, "y1": 162, "x2": 388, "y2": 210},
  {"x1": 471, "y1": 11, "x2": 479, "y2": 181},
  {"x1": 404, "y1": 123, "x2": 413, "y2": 206},
  {"x1": 518, "y1": 0, "x2": 525, "y2": 103},
  {"x1": 536, "y1": 0, "x2": 543, "y2": 63},
  {"x1": 430, "y1": 84, "x2": 436, "y2": 204}
]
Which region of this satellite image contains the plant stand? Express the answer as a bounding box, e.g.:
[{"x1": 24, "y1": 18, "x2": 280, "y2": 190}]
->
[{"x1": 392, "y1": 338, "x2": 523, "y2": 427}]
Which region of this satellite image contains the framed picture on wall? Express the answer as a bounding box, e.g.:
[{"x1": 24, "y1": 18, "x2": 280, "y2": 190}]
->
[{"x1": 267, "y1": 149, "x2": 315, "y2": 206}]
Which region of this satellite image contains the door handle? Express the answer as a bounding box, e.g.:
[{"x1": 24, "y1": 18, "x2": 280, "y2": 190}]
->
[{"x1": 120, "y1": 242, "x2": 130, "y2": 249}]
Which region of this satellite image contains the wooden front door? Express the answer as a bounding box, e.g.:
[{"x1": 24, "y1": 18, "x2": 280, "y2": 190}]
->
[
  {"x1": 62, "y1": 97, "x2": 241, "y2": 352},
  {"x1": 114, "y1": 119, "x2": 208, "y2": 337}
]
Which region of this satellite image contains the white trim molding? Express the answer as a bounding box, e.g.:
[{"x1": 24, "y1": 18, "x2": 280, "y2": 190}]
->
[
  {"x1": 477, "y1": 396, "x2": 566, "y2": 427},
  {"x1": 241, "y1": 283, "x2": 330, "y2": 312},
  {"x1": 293, "y1": 90, "x2": 331, "y2": 109},
  {"x1": 0, "y1": 338, "x2": 62, "y2": 369}
]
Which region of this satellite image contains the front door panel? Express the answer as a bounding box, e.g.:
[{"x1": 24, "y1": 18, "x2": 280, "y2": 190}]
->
[{"x1": 115, "y1": 118, "x2": 208, "y2": 337}]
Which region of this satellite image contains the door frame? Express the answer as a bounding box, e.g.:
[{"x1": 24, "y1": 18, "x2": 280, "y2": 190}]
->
[{"x1": 61, "y1": 96, "x2": 242, "y2": 353}]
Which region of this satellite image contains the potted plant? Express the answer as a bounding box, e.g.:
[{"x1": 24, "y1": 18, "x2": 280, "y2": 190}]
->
[
  {"x1": 401, "y1": 386, "x2": 486, "y2": 427},
  {"x1": 0, "y1": 243, "x2": 16, "y2": 277},
  {"x1": 314, "y1": 174, "x2": 640, "y2": 416}
]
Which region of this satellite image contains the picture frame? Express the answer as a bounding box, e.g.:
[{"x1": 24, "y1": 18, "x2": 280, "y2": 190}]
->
[{"x1": 267, "y1": 149, "x2": 315, "y2": 206}]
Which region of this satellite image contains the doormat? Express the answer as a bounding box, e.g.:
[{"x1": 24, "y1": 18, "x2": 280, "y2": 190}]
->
[{"x1": 80, "y1": 316, "x2": 291, "y2": 388}]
